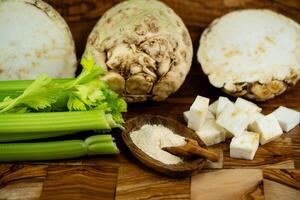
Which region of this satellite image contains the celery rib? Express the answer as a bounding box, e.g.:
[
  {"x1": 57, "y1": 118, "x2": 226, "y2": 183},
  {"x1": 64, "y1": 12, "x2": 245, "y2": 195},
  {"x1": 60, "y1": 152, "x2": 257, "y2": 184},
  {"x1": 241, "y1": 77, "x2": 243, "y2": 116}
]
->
[
  {"x1": 0, "y1": 131, "x2": 79, "y2": 142},
  {"x1": 0, "y1": 110, "x2": 111, "y2": 133},
  {"x1": 0, "y1": 135, "x2": 118, "y2": 162},
  {"x1": 0, "y1": 79, "x2": 71, "y2": 91}
]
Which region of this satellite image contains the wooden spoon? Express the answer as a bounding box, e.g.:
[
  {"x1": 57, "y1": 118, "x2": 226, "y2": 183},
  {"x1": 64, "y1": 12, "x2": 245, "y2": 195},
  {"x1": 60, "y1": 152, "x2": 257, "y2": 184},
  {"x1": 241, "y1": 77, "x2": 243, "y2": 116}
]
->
[
  {"x1": 162, "y1": 138, "x2": 219, "y2": 162},
  {"x1": 122, "y1": 114, "x2": 206, "y2": 178}
]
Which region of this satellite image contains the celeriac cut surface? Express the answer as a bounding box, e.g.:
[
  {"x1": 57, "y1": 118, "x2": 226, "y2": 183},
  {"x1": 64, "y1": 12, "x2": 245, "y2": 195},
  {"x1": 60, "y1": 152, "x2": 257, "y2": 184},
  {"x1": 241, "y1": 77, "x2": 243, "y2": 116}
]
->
[
  {"x1": 0, "y1": 0, "x2": 76, "y2": 80},
  {"x1": 198, "y1": 9, "x2": 300, "y2": 101}
]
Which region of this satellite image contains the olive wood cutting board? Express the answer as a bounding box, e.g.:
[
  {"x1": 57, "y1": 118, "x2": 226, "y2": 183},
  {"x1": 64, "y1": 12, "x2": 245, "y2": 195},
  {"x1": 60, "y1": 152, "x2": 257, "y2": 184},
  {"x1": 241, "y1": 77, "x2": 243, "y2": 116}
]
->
[{"x1": 0, "y1": 0, "x2": 300, "y2": 199}]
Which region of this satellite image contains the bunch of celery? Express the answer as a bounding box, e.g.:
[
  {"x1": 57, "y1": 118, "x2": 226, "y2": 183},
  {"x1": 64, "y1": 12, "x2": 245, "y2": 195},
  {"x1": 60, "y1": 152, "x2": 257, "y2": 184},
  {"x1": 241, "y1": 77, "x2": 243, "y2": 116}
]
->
[{"x1": 0, "y1": 57, "x2": 126, "y2": 162}]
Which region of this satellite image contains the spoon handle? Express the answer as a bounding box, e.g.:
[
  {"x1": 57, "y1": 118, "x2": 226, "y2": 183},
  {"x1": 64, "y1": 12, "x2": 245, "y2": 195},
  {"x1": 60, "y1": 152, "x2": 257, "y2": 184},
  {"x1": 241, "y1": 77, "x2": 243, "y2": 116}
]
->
[{"x1": 162, "y1": 138, "x2": 219, "y2": 162}]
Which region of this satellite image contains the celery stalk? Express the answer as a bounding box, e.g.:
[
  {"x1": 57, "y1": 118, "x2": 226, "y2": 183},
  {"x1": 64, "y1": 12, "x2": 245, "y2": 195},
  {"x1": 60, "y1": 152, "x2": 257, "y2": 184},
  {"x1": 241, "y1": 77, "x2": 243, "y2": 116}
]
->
[
  {"x1": 0, "y1": 131, "x2": 79, "y2": 142},
  {"x1": 0, "y1": 79, "x2": 71, "y2": 101},
  {"x1": 0, "y1": 91, "x2": 23, "y2": 101},
  {"x1": 0, "y1": 110, "x2": 118, "y2": 134},
  {"x1": 0, "y1": 79, "x2": 71, "y2": 91},
  {"x1": 0, "y1": 135, "x2": 119, "y2": 162}
]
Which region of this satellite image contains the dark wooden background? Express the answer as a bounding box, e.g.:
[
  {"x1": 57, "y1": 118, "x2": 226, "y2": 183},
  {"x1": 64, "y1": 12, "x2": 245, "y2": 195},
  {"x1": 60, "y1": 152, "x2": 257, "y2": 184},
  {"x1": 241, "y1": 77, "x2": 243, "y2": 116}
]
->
[
  {"x1": 46, "y1": 0, "x2": 300, "y2": 57},
  {"x1": 0, "y1": 0, "x2": 300, "y2": 199}
]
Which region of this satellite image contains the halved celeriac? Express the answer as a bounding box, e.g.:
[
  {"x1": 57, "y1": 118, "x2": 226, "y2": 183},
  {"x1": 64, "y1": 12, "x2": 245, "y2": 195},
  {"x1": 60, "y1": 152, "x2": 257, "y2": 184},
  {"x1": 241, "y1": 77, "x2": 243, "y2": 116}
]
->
[
  {"x1": 0, "y1": 0, "x2": 77, "y2": 80},
  {"x1": 198, "y1": 9, "x2": 300, "y2": 101}
]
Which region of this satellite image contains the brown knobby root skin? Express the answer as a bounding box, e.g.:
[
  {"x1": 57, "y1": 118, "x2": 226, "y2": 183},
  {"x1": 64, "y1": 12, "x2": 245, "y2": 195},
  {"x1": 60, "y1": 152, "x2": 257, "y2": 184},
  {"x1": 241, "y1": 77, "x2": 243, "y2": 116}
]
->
[
  {"x1": 198, "y1": 9, "x2": 300, "y2": 101},
  {"x1": 83, "y1": 0, "x2": 193, "y2": 102},
  {"x1": 222, "y1": 71, "x2": 299, "y2": 101}
]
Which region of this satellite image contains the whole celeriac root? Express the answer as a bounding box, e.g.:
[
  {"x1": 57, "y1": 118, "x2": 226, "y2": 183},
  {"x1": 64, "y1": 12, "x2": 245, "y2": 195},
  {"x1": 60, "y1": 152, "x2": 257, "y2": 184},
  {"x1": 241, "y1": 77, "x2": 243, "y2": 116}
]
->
[{"x1": 84, "y1": 0, "x2": 193, "y2": 102}]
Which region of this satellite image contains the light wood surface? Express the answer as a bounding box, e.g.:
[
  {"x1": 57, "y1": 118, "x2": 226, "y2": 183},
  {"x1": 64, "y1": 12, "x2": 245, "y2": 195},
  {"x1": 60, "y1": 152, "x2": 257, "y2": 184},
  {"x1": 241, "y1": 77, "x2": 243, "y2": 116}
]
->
[
  {"x1": 191, "y1": 169, "x2": 264, "y2": 200},
  {"x1": 0, "y1": 0, "x2": 300, "y2": 199}
]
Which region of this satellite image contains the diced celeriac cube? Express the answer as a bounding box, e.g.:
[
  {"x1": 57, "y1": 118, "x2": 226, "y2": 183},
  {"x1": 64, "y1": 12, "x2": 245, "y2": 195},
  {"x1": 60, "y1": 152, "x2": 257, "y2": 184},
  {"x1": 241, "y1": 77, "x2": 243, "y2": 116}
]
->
[
  {"x1": 235, "y1": 97, "x2": 262, "y2": 114},
  {"x1": 183, "y1": 111, "x2": 190, "y2": 124},
  {"x1": 248, "y1": 113, "x2": 264, "y2": 131},
  {"x1": 188, "y1": 96, "x2": 209, "y2": 131},
  {"x1": 216, "y1": 97, "x2": 234, "y2": 117},
  {"x1": 206, "y1": 110, "x2": 215, "y2": 120},
  {"x1": 230, "y1": 131, "x2": 259, "y2": 160},
  {"x1": 216, "y1": 103, "x2": 249, "y2": 137},
  {"x1": 250, "y1": 113, "x2": 283, "y2": 145},
  {"x1": 234, "y1": 98, "x2": 261, "y2": 131},
  {"x1": 196, "y1": 119, "x2": 226, "y2": 146},
  {"x1": 184, "y1": 110, "x2": 214, "y2": 124},
  {"x1": 208, "y1": 100, "x2": 218, "y2": 115},
  {"x1": 271, "y1": 106, "x2": 300, "y2": 132}
]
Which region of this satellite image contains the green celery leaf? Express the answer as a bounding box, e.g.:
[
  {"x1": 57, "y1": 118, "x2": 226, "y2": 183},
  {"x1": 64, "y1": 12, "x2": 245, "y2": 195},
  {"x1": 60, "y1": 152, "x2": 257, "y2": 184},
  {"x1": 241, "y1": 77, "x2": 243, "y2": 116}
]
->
[
  {"x1": 67, "y1": 95, "x2": 87, "y2": 111},
  {"x1": 0, "y1": 76, "x2": 60, "y2": 113},
  {"x1": 65, "y1": 56, "x2": 105, "y2": 89}
]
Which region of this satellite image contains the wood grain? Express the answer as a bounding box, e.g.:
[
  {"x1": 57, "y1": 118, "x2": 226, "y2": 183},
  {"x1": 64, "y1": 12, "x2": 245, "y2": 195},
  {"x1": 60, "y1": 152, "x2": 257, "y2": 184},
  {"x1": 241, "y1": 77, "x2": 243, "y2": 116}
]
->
[
  {"x1": 115, "y1": 160, "x2": 190, "y2": 200},
  {"x1": 0, "y1": 164, "x2": 47, "y2": 200},
  {"x1": 263, "y1": 169, "x2": 300, "y2": 190},
  {"x1": 191, "y1": 169, "x2": 264, "y2": 200},
  {"x1": 203, "y1": 147, "x2": 224, "y2": 169},
  {"x1": 264, "y1": 179, "x2": 300, "y2": 200},
  {"x1": 39, "y1": 165, "x2": 118, "y2": 200}
]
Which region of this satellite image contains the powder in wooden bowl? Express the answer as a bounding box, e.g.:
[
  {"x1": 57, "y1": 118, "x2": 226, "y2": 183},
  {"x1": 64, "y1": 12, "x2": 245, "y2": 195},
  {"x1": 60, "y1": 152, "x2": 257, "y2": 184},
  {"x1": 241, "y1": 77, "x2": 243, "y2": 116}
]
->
[{"x1": 130, "y1": 124, "x2": 186, "y2": 165}]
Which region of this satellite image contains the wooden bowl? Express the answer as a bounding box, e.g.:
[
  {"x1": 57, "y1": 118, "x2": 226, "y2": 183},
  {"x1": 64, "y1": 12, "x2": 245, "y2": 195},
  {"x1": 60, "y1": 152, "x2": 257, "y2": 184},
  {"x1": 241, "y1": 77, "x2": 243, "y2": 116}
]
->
[{"x1": 122, "y1": 115, "x2": 206, "y2": 178}]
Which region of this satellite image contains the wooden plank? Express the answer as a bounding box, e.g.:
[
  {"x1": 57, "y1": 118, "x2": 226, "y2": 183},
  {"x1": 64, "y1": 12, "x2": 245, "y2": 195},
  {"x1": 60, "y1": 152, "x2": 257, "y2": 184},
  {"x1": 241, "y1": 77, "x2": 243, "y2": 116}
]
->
[
  {"x1": 115, "y1": 156, "x2": 190, "y2": 200},
  {"x1": 191, "y1": 169, "x2": 264, "y2": 200},
  {"x1": 263, "y1": 169, "x2": 300, "y2": 190},
  {"x1": 203, "y1": 146, "x2": 224, "y2": 169},
  {"x1": 0, "y1": 164, "x2": 48, "y2": 200},
  {"x1": 39, "y1": 165, "x2": 118, "y2": 200},
  {"x1": 264, "y1": 180, "x2": 300, "y2": 200},
  {"x1": 291, "y1": 134, "x2": 300, "y2": 168},
  {"x1": 263, "y1": 169, "x2": 300, "y2": 200}
]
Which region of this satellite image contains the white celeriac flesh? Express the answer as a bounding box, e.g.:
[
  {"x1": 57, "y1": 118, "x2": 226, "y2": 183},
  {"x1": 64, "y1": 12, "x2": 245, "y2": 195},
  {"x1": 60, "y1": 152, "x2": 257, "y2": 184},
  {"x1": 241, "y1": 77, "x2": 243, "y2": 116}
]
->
[
  {"x1": 230, "y1": 131, "x2": 259, "y2": 160},
  {"x1": 250, "y1": 114, "x2": 283, "y2": 145},
  {"x1": 216, "y1": 103, "x2": 250, "y2": 137},
  {"x1": 235, "y1": 98, "x2": 262, "y2": 114},
  {"x1": 188, "y1": 96, "x2": 209, "y2": 131},
  {"x1": 0, "y1": 0, "x2": 76, "y2": 80},
  {"x1": 216, "y1": 97, "x2": 233, "y2": 117},
  {"x1": 196, "y1": 119, "x2": 226, "y2": 146},
  {"x1": 183, "y1": 96, "x2": 296, "y2": 161},
  {"x1": 271, "y1": 106, "x2": 300, "y2": 132},
  {"x1": 208, "y1": 99, "x2": 218, "y2": 116}
]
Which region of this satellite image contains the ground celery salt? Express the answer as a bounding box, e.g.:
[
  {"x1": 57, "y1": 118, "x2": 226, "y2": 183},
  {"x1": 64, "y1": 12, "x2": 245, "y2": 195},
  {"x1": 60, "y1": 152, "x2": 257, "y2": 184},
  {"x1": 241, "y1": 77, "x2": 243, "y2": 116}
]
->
[{"x1": 130, "y1": 124, "x2": 186, "y2": 165}]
